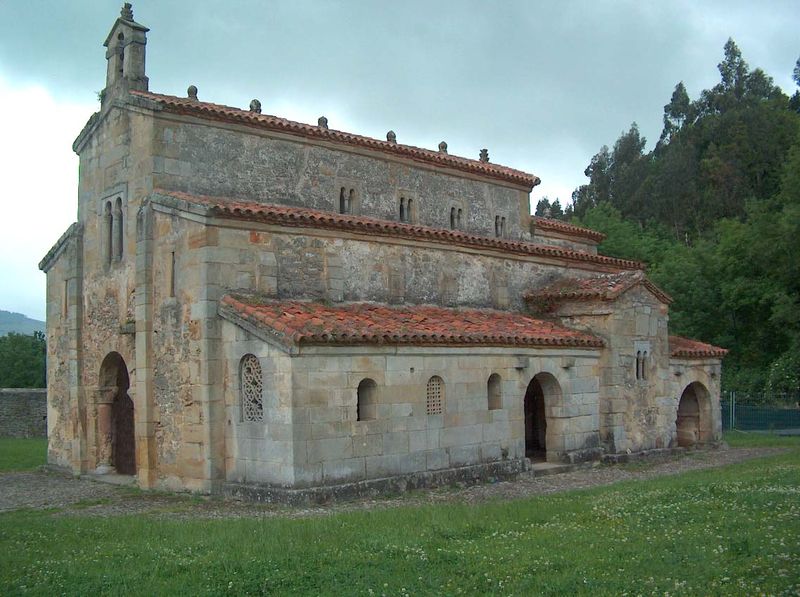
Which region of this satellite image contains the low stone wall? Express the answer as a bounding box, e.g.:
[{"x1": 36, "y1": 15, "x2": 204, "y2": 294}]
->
[{"x1": 0, "y1": 389, "x2": 47, "y2": 438}]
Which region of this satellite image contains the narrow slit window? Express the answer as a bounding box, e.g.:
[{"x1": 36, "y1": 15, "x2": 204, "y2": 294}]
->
[
  {"x1": 339, "y1": 187, "x2": 346, "y2": 214},
  {"x1": 450, "y1": 207, "x2": 456, "y2": 229},
  {"x1": 115, "y1": 197, "x2": 124, "y2": 261},
  {"x1": 105, "y1": 202, "x2": 113, "y2": 265},
  {"x1": 400, "y1": 197, "x2": 407, "y2": 222},
  {"x1": 457, "y1": 208, "x2": 463, "y2": 229},
  {"x1": 169, "y1": 251, "x2": 176, "y2": 298}
]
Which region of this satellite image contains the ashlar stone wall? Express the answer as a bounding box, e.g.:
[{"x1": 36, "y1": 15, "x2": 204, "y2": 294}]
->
[
  {"x1": 148, "y1": 112, "x2": 532, "y2": 240},
  {"x1": 219, "y1": 337, "x2": 602, "y2": 488},
  {"x1": 554, "y1": 285, "x2": 672, "y2": 454}
]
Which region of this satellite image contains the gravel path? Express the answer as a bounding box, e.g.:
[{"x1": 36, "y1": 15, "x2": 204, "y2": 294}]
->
[{"x1": 0, "y1": 447, "x2": 785, "y2": 519}]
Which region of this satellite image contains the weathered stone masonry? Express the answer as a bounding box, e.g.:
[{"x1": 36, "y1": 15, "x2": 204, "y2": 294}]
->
[
  {"x1": 0, "y1": 389, "x2": 47, "y2": 438},
  {"x1": 39, "y1": 5, "x2": 727, "y2": 500}
]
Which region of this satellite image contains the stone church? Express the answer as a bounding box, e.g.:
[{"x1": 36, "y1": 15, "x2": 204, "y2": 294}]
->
[{"x1": 40, "y1": 5, "x2": 726, "y2": 500}]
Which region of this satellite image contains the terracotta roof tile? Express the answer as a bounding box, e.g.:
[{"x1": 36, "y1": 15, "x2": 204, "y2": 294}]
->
[
  {"x1": 153, "y1": 189, "x2": 645, "y2": 271},
  {"x1": 532, "y1": 216, "x2": 606, "y2": 243},
  {"x1": 525, "y1": 271, "x2": 672, "y2": 307},
  {"x1": 131, "y1": 90, "x2": 539, "y2": 189},
  {"x1": 669, "y1": 336, "x2": 728, "y2": 359},
  {"x1": 219, "y1": 294, "x2": 604, "y2": 351}
]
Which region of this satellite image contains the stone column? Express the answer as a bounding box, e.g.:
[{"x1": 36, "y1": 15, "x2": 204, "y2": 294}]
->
[{"x1": 95, "y1": 386, "x2": 116, "y2": 474}]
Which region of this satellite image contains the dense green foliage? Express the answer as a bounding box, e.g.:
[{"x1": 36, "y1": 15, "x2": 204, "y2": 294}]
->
[
  {"x1": 0, "y1": 438, "x2": 47, "y2": 472},
  {"x1": 1, "y1": 436, "x2": 798, "y2": 595},
  {"x1": 0, "y1": 332, "x2": 46, "y2": 388},
  {"x1": 566, "y1": 40, "x2": 800, "y2": 394}
]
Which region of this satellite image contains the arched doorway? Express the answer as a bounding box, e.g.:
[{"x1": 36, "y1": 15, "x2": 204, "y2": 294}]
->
[
  {"x1": 524, "y1": 373, "x2": 560, "y2": 460},
  {"x1": 676, "y1": 382, "x2": 710, "y2": 448},
  {"x1": 99, "y1": 352, "x2": 135, "y2": 475}
]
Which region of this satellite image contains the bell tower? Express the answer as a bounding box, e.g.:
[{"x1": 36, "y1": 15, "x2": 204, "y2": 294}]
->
[{"x1": 102, "y1": 3, "x2": 149, "y2": 104}]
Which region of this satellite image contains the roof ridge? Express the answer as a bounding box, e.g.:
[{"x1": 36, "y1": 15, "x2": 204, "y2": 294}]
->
[
  {"x1": 219, "y1": 295, "x2": 605, "y2": 352},
  {"x1": 131, "y1": 90, "x2": 539, "y2": 189},
  {"x1": 152, "y1": 189, "x2": 646, "y2": 271},
  {"x1": 532, "y1": 216, "x2": 606, "y2": 242},
  {"x1": 525, "y1": 271, "x2": 672, "y2": 306},
  {"x1": 669, "y1": 335, "x2": 728, "y2": 359}
]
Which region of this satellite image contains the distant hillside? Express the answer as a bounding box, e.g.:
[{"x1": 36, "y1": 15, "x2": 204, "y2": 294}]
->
[{"x1": 0, "y1": 310, "x2": 45, "y2": 336}]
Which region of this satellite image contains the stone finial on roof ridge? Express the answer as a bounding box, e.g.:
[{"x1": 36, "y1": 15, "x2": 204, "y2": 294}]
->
[
  {"x1": 439, "y1": 141, "x2": 448, "y2": 154},
  {"x1": 249, "y1": 99, "x2": 261, "y2": 113},
  {"x1": 386, "y1": 130, "x2": 397, "y2": 143},
  {"x1": 479, "y1": 148, "x2": 489, "y2": 163},
  {"x1": 187, "y1": 85, "x2": 198, "y2": 101},
  {"x1": 318, "y1": 116, "x2": 328, "y2": 129},
  {"x1": 121, "y1": 2, "x2": 134, "y2": 20}
]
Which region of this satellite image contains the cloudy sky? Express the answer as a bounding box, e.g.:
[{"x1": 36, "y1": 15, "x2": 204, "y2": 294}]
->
[{"x1": 1, "y1": 0, "x2": 798, "y2": 321}]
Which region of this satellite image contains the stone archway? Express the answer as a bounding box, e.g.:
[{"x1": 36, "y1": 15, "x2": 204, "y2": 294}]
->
[
  {"x1": 676, "y1": 382, "x2": 711, "y2": 448},
  {"x1": 98, "y1": 352, "x2": 135, "y2": 475},
  {"x1": 524, "y1": 373, "x2": 561, "y2": 461}
]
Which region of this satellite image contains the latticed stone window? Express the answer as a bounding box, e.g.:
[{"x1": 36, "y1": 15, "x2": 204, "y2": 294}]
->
[
  {"x1": 240, "y1": 354, "x2": 264, "y2": 422},
  {"x1": 426, "y1": 375, "x2": 444, "y2": 415}
]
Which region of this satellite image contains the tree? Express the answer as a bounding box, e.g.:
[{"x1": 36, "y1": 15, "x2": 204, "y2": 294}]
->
[
  {"x1": 659, "y1": 82, "x2": 692, "y2": 145},
  {"x1": 0, "y1": 332, "x2": 46, "y2": 388}
]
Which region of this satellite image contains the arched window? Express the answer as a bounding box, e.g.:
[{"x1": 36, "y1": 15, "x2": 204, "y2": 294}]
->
[
  {"x1": 642, "y1": 351, "x2": 648, "y2": 380},
  {"x1": 500, "y1": 216, "x2": 506, "y2": 237},
  {"x1": 339, "y1": 187, "x2": 347, "y2": 214},
  {"x1": 104, "y1": 202, "x2": 113, "y2": 265},
  {"x1": 426, "y1": 375, "x2": 444, "y2": 415},
  {"x1": 635, "y1": 351, "x2": 642, "y2": 380},
  {"x1": 356, "y1": 378, "x2": 377, "y2": 421},
  {"x1": 240, "y1": 354, "x2": 264, "y2": 422},
  {"x1": 407, "y1": 198, "x2": 414, "y2": 222},
  {"x1": 399, "y1": 197, "x2": 407, "y2": 222},
  {"x1": 487, "y1": 373, "x2": 502, "y2": 410},
  {"x1": 115, "y1": 197, "x2": 124, "y2": 261},
  {"x1": 450, "y1": 207, "x2": 456, "y2": 229},
  {"x1": 457, "y1": 208, "x2": 463, "y2": 228},
  {"x1": 494, "y1": 215, "x2": 500, "y2": 237}
]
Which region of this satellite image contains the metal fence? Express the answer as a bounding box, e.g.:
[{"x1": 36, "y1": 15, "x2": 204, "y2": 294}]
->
[{"x1": 721, "y1": 391, "x2": 800, "y2": 431}]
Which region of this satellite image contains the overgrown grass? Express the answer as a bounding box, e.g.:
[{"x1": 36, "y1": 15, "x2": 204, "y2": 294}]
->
[
  {"x1": 1, "y1": 437, "x2": 799, "y2": 595},
  {"x1": 0, "y1": 438, "x2": 47, "y2": 472}
]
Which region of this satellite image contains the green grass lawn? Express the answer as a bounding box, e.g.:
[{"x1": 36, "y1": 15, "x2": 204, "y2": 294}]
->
[
  {"x1": 0, "y1": 438, "x2": 47, "y2": 472},
  {"x1": 1, "y1": 435, "x2": 798, "y2": 595}
]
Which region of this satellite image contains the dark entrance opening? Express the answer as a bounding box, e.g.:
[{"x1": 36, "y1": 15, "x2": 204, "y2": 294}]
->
[
  {"x1": 524, "y1": 378, "x2": 547, "y2": 460},
  {"x1": 676, "y1": 382, "x2": 710, "y2": 448},
  {"x1": 100, "y1": 352, "x2": 135, "y2": 475}
]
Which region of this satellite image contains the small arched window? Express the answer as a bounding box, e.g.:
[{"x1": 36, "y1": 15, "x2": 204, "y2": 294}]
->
[
  {"x1": 399, "y1": 197, "x2": 406, "y2": 222},
  {"x1": 356, "y1": 378, "x2": 377, "y2": 421},
  {"x1": 487, "y1": 373, "x2": 502, "y2": 410},
  {"x1": 115, "y1": 197, "x2": 124, "y2": 261},
  {"x1": 339, "y1": 187, "x2": 347, "y2": 214},
  {"x1": 426, "y1": 375, "x2": 444, "y2": 415},
  {"x1": 240, "y1": 354, "x2": 264, "y2": 422},
  {"x1": 450, "y1": 207, "x2": 456, "y2": 229},
  {"x1": 635, "y1": 351, "x2": 643, "y2": 380},
  {"x1": 642, "y1": 351, "x2": 648, "y2": 380},
  {"x1": 104, "y1": 202, "x2": 113, "y2": 265},
  {"x1": 407, "y1": 198, "x2": 414, "y2": 222},
  {"x1": 457, "y1": 208, "x2": 463, "y2": 228},
  {"x1": 494, "y1": 215, "x2": 500, "y2": 237},
  {"x1": 500, "y1": 217, "x2": 506, "y2": 237}
]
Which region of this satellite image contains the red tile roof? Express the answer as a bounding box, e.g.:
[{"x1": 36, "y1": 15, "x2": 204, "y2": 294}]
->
[
  {"x1": 669, "y1": 336, "x2": 728, "y2": 359},
  {"x1": 153, "y1": 189, "x2": 644, "y2": 271},
  {"x1": 532, "y1": 216, "x2": 606, "y2": 243},
  {"x1": 131, "y1": 90, "x2": 539, "y2": 190},
  {"x1": 525, "y1": 271, "x2": 672, "y2": 308},
  {"x1": 219, "y1": 294, "x2": 605, "y2": 351}
]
